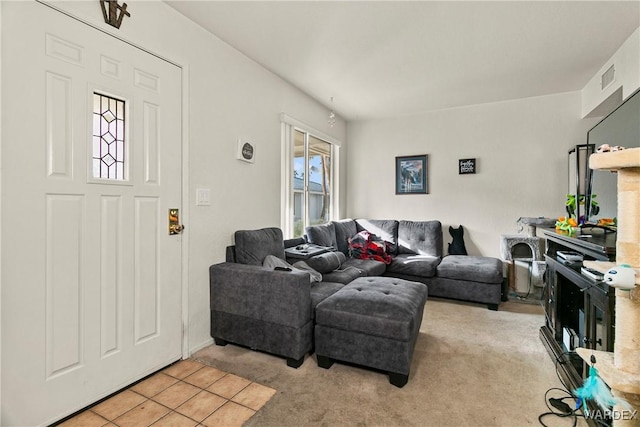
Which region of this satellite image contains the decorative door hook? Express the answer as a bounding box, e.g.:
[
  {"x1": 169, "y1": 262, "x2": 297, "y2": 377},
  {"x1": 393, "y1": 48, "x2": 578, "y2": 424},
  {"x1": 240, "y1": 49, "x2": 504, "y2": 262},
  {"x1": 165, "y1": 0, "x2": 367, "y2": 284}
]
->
[{"x1": 100, "y1": 0, "x2": 131, "y2": 29}]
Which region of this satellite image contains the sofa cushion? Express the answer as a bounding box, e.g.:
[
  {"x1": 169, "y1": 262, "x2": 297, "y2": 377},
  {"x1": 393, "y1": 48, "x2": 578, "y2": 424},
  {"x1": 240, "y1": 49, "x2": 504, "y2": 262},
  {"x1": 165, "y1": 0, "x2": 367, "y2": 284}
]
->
[
  {"x1": 235, "y1": 227, "x2": 285, "y2": 266},
  {"x1": 437, "y1": 255, "x2": 503, "y2": 284},
  {"x1": 341, "y1": 258, "x2": 387, "y2": 276},
  {"x1": 397, "y1": 220, "x2": 442, "y2": 257},
  {"x1": 310, "y1": 281, "x2": 344, "y2": 317},
  {"x1": 305, "y1": 222, "x2": 338, "y2": 249},
  {"x1": 356, "y1": 219, "x2": 399, "y2": 254},
  {"x1": 284, "y1": 237, "x2": 307, "y2": 249},
  {"x1": 386, "y1": 254, "x2": 440, "y2": 278},
  {"x1": 304, "y1": 251, "x2": 346, "y2": 274},
  {"x1": 332, "y1": 219, "x2": 357, "y2": 255},
  {"x1": 322, "y1": 267, "x2": 365, "y2": 285}
]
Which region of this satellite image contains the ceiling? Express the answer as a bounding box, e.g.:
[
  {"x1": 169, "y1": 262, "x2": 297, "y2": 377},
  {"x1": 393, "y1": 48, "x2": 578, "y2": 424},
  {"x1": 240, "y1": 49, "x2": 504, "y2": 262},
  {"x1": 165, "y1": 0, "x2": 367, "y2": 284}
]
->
[{"x1": 165, "y1": 1, "x2": 640, "y2": 121}]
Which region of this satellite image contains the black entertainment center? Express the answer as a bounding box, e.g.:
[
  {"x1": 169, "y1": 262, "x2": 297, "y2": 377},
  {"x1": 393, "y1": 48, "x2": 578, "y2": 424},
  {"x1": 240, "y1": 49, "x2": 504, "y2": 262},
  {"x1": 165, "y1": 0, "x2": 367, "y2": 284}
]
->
[
  {"x1": 544, "y1": 84, "x2": 638, "y2": 386},
  {"x1": 540, "y1": 228, "x2": 616, "y2": 409}
]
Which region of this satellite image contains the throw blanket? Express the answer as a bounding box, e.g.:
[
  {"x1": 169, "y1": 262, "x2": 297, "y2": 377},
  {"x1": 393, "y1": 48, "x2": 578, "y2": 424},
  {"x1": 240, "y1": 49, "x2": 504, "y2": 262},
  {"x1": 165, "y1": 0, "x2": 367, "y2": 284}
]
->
[
  {"x1": 263, "y1": 255, "x2": 322, "y2": 282},
  {"x1": 348, "y1": 231, "x2": 392, "y2": 264}
]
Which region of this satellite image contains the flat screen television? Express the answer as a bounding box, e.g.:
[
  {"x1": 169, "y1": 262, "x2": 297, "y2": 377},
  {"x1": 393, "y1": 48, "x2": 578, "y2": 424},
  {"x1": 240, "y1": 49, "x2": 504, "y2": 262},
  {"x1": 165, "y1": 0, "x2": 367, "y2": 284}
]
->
[{"x1": 585, "y1": 87, "x2": 640, "y2": 227}]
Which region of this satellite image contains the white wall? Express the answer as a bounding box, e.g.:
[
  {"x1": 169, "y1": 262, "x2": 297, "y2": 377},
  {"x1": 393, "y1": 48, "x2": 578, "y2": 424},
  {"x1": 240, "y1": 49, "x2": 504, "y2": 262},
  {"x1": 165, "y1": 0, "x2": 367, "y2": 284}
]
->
[
  {"x1": 582, "y1": 27, "x2": 640, "y2": 118},
  {"x1": 346, "y1": 92, "x2": 599, "y2": 258},
  {"x1": 3, "y1": 0, "x2": 346, "y2": 354}
]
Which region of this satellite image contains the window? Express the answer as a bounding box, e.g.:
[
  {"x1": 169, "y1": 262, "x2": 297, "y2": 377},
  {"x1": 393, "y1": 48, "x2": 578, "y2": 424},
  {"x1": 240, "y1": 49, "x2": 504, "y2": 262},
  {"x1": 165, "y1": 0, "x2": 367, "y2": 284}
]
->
[
  {"x1": 281, "y1": 115, "x2": 340, "y2": 238},
  {"x1": 293, "y1": 131, "x2": 332, "y2": 237}
]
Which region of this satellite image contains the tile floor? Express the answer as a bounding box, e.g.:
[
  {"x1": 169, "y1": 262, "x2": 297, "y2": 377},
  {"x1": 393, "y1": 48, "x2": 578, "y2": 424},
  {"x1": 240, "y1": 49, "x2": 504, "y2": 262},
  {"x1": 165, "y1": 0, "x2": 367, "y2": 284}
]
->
[{"x1": 59, "y1": 359, "x2": 276, "y2": 427}]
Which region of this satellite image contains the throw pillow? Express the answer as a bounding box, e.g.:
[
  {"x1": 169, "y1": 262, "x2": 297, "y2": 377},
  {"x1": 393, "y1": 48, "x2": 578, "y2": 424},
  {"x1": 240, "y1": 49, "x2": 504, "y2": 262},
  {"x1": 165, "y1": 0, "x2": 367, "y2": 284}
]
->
[
  {"x1": 305, "y1": 222, "x2": 337, "y2": 249},
  {"x1": 303, "y1": 251, "x2": 346, "y2": 274},
  {"x1": 235, "y1": 227, "x2": 285, "y2": 266},
  {"x1": 448, "y1": 225, "x2": 468, "y2": 255}
]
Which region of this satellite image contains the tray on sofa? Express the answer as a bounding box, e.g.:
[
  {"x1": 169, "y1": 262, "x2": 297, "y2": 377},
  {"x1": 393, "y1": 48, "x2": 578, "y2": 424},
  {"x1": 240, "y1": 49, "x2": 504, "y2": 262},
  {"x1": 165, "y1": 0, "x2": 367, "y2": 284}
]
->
[{"x1": 285, "y1": 244, "x2": 333, "y2": 259}]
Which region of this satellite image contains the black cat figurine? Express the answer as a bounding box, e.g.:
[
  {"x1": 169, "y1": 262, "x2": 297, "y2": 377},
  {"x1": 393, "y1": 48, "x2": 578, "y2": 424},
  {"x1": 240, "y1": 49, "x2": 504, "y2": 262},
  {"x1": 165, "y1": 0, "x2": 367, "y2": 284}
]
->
[{"x1": 448, "y1": 225, "x2": 468, "y2": 255}]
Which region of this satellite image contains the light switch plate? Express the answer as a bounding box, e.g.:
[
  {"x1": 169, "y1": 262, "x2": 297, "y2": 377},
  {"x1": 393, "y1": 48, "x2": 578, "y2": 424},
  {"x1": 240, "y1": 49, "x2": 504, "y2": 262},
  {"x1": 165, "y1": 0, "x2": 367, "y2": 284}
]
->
[{"x1": 196, "y1": 188, "x2": 211, "y2": 206}]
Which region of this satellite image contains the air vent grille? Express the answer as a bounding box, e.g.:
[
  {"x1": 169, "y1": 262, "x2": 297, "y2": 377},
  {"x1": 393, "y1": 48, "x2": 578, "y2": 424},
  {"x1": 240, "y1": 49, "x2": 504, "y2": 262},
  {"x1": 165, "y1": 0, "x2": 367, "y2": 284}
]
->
[{"x1": 601, "y1": 64, "x2": 615, "y2": 90}]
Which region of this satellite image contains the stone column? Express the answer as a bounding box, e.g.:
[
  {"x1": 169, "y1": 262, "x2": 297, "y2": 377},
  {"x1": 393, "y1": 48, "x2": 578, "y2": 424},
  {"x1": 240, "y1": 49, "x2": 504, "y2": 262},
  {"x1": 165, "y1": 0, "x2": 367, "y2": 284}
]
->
[{"x1": 589, "y1": 148, "x2": 640, "y2": 426}]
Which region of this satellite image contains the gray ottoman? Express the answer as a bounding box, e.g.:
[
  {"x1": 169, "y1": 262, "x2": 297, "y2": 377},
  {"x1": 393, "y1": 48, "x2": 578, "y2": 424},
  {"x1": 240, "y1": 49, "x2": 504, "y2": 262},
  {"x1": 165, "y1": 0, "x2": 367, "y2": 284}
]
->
[
  {"x1": 314, "y1": 276, "x2": 428, "y2": 387},
  {"x1": 434, "y1": 255, "x2": 503, "y2": 310}
]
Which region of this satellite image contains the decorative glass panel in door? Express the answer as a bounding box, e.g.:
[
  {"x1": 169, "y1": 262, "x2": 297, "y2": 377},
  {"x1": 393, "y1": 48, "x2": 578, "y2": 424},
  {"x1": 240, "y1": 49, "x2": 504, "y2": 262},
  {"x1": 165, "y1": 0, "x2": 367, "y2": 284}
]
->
[{"x1": 92, "y1": 92, "x2": 127, "y2": 180}]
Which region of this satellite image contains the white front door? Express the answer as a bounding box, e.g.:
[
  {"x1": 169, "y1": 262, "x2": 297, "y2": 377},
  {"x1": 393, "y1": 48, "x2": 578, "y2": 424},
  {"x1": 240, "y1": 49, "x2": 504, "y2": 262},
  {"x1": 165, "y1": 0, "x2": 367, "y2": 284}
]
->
[{"x1": 2, "y1": 2, "x2": 184, "y2": 425}]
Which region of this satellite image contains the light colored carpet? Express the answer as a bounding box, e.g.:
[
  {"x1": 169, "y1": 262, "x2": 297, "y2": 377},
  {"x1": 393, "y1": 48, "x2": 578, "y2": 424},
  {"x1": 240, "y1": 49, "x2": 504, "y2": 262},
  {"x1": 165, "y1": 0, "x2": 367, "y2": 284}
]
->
[{"x1": 193, "y1": 298, "x2": 586, "y2": 426}]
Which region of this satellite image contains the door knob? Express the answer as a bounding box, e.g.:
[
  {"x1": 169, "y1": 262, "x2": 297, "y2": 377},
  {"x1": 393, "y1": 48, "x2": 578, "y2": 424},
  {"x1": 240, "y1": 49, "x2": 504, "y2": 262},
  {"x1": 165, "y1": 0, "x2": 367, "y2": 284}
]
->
[{"x1": 169, "y1": 223, "x2": 184, "y2": 235}]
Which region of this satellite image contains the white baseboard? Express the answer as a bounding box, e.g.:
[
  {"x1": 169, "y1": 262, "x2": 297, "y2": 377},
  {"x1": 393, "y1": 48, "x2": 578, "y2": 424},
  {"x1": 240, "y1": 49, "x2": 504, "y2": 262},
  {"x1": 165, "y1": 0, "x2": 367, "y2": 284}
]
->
[{"x1": 188, "y1": 337, "x2": 214, "y2": 357}]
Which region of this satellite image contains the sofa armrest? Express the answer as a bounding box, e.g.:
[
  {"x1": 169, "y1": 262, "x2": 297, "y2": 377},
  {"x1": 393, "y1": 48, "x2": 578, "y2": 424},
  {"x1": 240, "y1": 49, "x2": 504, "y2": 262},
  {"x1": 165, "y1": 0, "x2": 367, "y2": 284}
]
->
[{"x1": 209, "y1": 262, "x2": 312, "y2": 328}]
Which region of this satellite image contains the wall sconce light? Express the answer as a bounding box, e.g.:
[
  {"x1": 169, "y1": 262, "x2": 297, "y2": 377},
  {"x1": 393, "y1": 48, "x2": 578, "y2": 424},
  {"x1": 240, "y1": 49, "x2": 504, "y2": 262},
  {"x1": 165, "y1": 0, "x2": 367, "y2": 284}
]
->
[{"x1": 100, "y1": 0, "x2": 131, "y2": 29}]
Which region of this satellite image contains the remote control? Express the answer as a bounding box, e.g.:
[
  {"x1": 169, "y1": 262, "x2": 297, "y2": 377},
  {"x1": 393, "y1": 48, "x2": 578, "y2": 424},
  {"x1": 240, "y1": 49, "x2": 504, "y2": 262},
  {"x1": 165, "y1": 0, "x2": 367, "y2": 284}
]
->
[
  {"x1": 581, "y1": 266, "x2": 604, "y2": 281},
  {"x1": 274, "y1": 266, "x2": 292, "y2": 272}
]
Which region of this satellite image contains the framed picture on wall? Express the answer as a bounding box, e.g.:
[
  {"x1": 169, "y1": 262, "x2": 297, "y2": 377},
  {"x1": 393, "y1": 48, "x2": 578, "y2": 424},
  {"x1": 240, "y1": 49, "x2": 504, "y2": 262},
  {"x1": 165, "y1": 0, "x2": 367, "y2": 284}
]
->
[
  {"x1": 395, "y1": 155, "x2": 428, "y2": 194},
  {"x1": 237, "y1": 139, "x2": 256, "y2": 163},
  {"x1": 458, "y1": 158, "x2": 476, "y2": 174}
]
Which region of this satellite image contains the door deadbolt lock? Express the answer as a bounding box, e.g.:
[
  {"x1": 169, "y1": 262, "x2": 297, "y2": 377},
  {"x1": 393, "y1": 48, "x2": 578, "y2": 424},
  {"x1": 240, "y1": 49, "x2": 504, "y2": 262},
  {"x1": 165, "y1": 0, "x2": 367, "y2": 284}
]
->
[{"x1": 169, "y1": 209, "x2": 184, "y2": 235}]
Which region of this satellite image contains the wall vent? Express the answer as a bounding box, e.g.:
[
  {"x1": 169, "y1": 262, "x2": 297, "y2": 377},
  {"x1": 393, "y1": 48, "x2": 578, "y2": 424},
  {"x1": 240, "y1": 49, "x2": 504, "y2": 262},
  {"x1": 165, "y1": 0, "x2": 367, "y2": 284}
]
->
[{"x1": 601, "y1": 64, "x2": 615, "y2": 90}]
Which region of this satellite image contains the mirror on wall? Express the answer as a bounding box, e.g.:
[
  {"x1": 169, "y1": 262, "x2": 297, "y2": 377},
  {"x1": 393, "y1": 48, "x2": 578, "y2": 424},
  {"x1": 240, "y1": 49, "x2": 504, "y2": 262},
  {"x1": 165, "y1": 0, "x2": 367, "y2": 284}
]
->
[{"x1": 567, "y1": 144, "x2": 595, "y2": 223}]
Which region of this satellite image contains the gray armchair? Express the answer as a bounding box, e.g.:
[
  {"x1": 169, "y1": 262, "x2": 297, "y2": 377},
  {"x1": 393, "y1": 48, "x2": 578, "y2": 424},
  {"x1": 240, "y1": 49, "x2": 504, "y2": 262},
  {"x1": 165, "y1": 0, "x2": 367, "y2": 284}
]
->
[{"x1": 209, "y1": 227, "x2": 314, "y2": 368}]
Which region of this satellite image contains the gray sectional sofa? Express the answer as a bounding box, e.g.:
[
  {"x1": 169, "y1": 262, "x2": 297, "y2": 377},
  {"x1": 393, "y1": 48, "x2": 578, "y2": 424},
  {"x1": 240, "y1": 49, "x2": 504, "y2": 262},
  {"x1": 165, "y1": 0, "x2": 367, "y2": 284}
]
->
[
  {"x1": 209, "y1": 219, "x2": 504, "y2": 373},
  {"x1": 305, "y1": 219, "x2": 504, "y2": 310}
]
